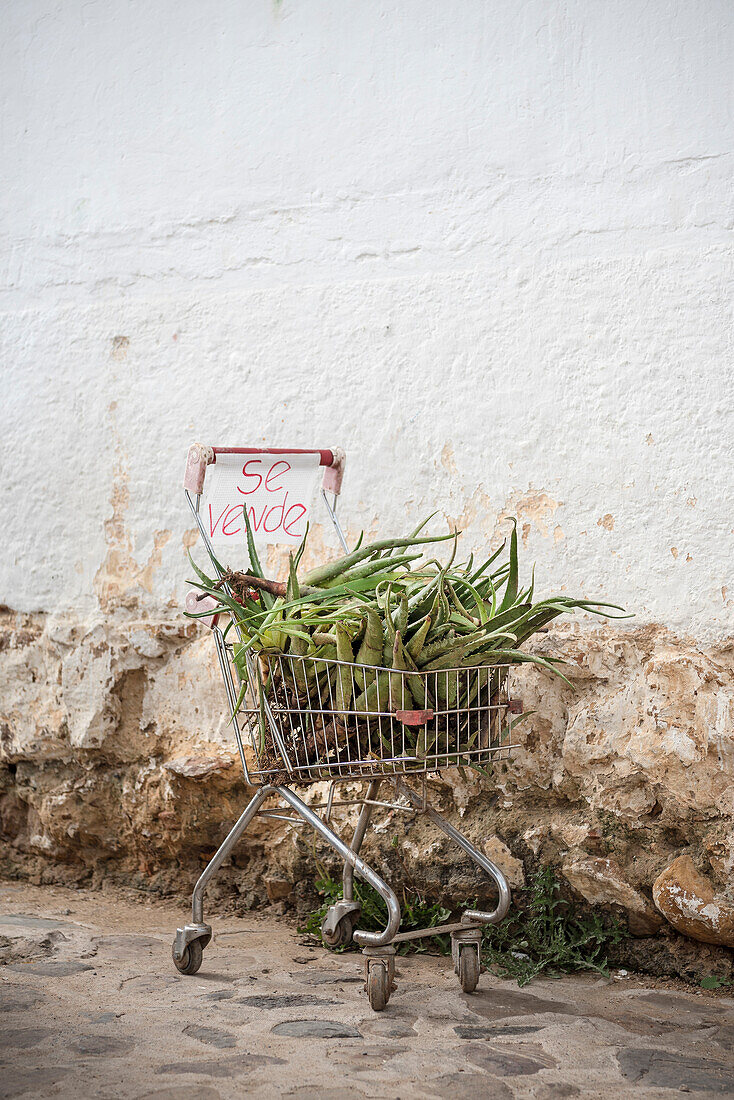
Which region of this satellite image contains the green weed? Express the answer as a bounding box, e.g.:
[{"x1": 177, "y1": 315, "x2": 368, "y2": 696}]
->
[
  {"x1": 700, "y1": 974, "x2": 731, "y2": 991},
  {"x1": 299, "y1": 870, "x2": 451, "y2": 955},
  {"x1": 482, "y1": 867, "x2": 626, "y2": 986},
  {"x1": 300, "y1": 864, "x2": 625, "y2": 982}
]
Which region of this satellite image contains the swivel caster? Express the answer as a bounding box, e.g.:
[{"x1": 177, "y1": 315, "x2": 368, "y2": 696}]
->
[
  {"x1": 172, "y1": 938, "x2": 204, "y2": 975},
  {"x1": 457, "y1": 943, "x2": 481, "y2": 992},
  {"x1": 321, "y1": 900, "x2": 361, "y2": 949},
  {"x1": 363, "y1": 945, "x2": 396, "y2": 1012},
  {"x1": 366, "y1": 959, "x2": 391, "y2": 1011},
  {"x1": 172, "y1": 923, "x2": 212, "y2": 976},
  {"x1": 451, "y1": 927, "x2": 483, "y2": 994}
]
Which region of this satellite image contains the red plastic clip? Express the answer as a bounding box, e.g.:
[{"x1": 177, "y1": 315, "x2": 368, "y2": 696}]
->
[
  {"x1": 395, "y1": 709, "x2": 434, "y2": 726},
  {"x1": 185, "y1": 589, "x2": 220, "y2": 630}
]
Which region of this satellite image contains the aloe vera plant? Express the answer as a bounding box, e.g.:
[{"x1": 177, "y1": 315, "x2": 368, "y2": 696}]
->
[{"x1": 187, "y1": 511, "x2": 627, "y2": 770}]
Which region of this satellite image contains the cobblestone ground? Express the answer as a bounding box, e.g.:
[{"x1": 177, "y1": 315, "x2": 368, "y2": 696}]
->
[{"x1": 1, "y1": 882, "x2": 733, "y2": 1099}]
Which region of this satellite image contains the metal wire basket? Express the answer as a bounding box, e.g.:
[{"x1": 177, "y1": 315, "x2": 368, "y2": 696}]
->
[{"x1": 230, "y1": 647, "x2": 519, "y2": 783}]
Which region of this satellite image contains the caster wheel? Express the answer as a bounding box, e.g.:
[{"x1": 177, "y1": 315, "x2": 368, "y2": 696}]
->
[
  {"x1": 366, "y1": 960, "x2": 390, "y2": 1012},
  {"x1": 173, "y1": 937, "x2": 204, "y2": 975},
  {"x1": 323, "y1": 918, "x2": 353, "y2": 948},
  {"x1": 458, "y1": 944, "x2": 480, "y2": 993},
  {"x1": 321, "y1": 908, "x2": 358, "y2": 949}
]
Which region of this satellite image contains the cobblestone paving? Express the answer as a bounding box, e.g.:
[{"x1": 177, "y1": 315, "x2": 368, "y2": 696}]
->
[{"x1": 1, "y1": 882, "x2": 733, "y2": 1099}]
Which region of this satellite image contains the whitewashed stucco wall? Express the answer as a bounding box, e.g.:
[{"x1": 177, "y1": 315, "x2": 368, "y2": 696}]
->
[{"x1": 2, "y1": 0, "x2": 733, "y2": 637}]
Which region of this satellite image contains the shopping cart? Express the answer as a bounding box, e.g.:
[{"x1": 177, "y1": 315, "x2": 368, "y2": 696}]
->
[{"x1": 173, "y1": 444, "x2": 515, "y2": 1011}]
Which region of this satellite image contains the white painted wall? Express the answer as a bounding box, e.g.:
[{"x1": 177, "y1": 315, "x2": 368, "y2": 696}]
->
[{"x1": 2, "y1": 0, "x2": 733, "y2": 637}]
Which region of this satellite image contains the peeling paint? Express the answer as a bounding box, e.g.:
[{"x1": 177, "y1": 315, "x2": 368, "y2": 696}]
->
[
  {"x1": 111, "y1": 336, "x2": 129, "y2": 360},
  {"x1": 451, "y1": 487, "x2": 495, "y2": 542},
  {"x1": 496, "y1": 491, "x2": 561, "y2": 541},
  {"x1": 440, "y1": 443, "x2": 458, "y2": 475},
  {"x1": 94, "y1": 464, "x2": 172, "y2": 611}
]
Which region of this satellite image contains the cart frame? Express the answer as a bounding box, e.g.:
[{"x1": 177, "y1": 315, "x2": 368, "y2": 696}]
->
[{"x1": 173, "y1": 444, "x2": 512, "y2": 1009}]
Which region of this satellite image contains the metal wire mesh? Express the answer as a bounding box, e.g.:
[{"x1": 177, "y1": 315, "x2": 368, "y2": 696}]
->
[{"x1": 225, "y1": 645, "x2": 518, "y2": 783}]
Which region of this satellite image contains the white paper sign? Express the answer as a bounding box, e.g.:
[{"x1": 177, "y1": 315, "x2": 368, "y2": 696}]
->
[{"x1": 201, "y1": 451, "x2": 320, "y2": 547}]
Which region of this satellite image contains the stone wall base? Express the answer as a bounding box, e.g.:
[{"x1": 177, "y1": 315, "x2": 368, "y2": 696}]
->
[{"x1": 2, "y1": 608, "x2": 733, "y2": 982}]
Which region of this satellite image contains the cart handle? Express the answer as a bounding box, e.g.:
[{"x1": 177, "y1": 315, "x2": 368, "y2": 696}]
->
[{"x1": 183, "y1": 444, "x2": 346, "y2": 496}]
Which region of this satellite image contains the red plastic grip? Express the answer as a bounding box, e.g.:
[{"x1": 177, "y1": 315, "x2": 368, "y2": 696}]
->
[{"x1": 212, "y1": 447, "x2": 335, "y2": 467}]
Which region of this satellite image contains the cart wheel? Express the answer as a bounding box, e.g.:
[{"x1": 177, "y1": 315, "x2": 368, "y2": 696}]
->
[
  {"x1": 173, "y1": 937, "x2": 204, "y2": 975},
  {"x1": 366, "y1": 960, "x2": 390, "y2": 1012},
  {"x1": 321, "y1": 909, "x2": 357, "y2": 949},
  {"x1": 458, "y1": 944, "x2": 480, "y2": 993}
]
